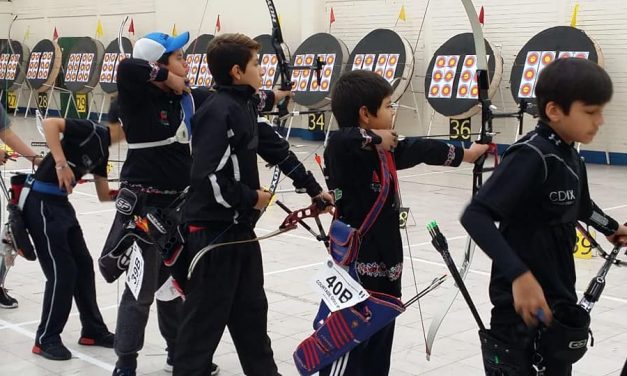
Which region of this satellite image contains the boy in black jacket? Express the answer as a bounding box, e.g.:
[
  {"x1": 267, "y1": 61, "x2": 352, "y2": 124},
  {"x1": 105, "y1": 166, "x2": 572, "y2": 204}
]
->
[
  {"x1": 461, "y1": 58, "x2": 627, "y2": 375},
  {"x1": 22, "y1": 106, "x2": 125, "y2": 361},
  {"x1": 174, "y1": 33, "x2": 332, "y2": 376},
  {"x1": 105, "y1": 31, "x2": 220, "y2": 376},
  {"x1": 321, "y1": 70, "x2": 488, "y2": 376}
]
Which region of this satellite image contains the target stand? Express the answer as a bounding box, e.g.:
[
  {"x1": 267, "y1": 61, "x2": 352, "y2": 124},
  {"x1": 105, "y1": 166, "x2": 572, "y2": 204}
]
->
[
  {"x1": 347, "y1": 28, "x2": 418, "y2": 133},
  {"x1": 254, "y1": 33, "x2": 335, "y2": 142},
  {"x1": 97, "y1": 37, "x2": 132, "y2": 121},
  {"x1": 282, "y1": 32, "x2": 348, "y2": 145},
  {"x1": 62, "y1": 37, "x2": 105, "y2": 119},
  {"x1": 0, "y1": 39, "x2": 29, "y2": 115},
  {"x1": 424, "y1": 33, "x2": 528, "y2": 143},
  {"x1": 509, "y1": 26, "x2": 609, "y2": 163},
  {"x1": 19, "y1": 39, "x2": 68, "y2": 119}
]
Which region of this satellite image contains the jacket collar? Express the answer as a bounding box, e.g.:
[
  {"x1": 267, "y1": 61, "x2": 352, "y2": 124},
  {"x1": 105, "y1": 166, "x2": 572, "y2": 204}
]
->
[
  {"x1": 535, "y1": 121, "x2": 574, "y2": 151},
  {"x1": 215, "y1": 84, "x2": 257, "y2": 100}
]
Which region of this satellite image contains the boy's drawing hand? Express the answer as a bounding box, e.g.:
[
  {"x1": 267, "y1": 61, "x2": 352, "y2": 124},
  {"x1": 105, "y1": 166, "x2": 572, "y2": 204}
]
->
[
  {"x1": 512, "y1": 271, "x2": 553, "y2": 327},
  {"x1": 371, "y1": 129, "x2": 398, "y2": 152},
  {"x1": 166, "y1": 72, "x2": 188, "y2": 95}
]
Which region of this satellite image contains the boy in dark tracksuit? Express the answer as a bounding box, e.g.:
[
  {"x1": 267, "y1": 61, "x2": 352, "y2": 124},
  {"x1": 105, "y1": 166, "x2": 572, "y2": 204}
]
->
[
  {"x1": 461, "y1": 58, "x2": 627, "y2": 375},
  {"x1": 105, "y1": 31, "x2": 221, "y2": 376},
  {"x1": 174, "y1": 33, "x2": 332, "y2": 376},
  {"x1": 321, "y1": 70, "x2": 488, "y2": 376},
  {"x1": 22, "y1": 110, "x2": 125, "y2": 360}
]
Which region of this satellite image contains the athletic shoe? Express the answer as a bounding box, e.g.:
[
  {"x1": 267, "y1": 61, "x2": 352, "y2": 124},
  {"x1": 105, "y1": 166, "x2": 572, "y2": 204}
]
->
[
  {"x1": 0, "y1": 288, "x2": 18, "y2": 309},
  {"x1": 78, "y1": 332, "x2": 115, "y2": 348},
  {"x1": 32, "y1": 342, "x2": 72, "y2": 361}
]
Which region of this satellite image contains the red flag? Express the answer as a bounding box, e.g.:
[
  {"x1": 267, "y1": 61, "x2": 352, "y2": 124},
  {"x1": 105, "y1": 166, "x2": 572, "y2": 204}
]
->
[
  {"x1": 479, "y1": 6, "x2": 485, "y2": 25},
  {"x1": 53, "y1": 27, "x2": 59, "y2": 40},
  {"x1": 215, "y1": 15, "x2": 221, "y2": 33},
  {"x1": 329, "y1": 7, "x2": 335, "y2": 25},
  {"x1": 128, "y1": 18, "x2": 135, "y2": 34}
]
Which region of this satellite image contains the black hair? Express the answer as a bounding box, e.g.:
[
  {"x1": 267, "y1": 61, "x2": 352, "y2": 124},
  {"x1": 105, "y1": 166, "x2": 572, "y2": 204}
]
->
[
  {"x1": 157, "y1": 51, "x2": 173, "y2": 66},
  {"x1": 535, "y1": 58, "x2": 612, "y2": 122},
  {"x1": 331, "y1": 70, "x2": 393, "y2": 128},
  {"x1": 206, "y1": 33, "x2": 260, "y2": 85}
]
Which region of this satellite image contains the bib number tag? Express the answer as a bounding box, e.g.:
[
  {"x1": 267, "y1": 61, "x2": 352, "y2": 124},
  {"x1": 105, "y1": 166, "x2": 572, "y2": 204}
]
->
[
  {"x1": 311, "y1": 259, "x2": 369, "y2": 312},
  {"x1": 125, "y1": 242, "x2": 144, "y2": 300}
]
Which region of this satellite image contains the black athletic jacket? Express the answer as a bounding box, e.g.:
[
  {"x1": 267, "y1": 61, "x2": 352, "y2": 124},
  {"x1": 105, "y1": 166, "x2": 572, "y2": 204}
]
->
[
  {"x1": 461, "y1": 121, "x2": 619, "y2": 324},
  {"x1": 116, "y1": 58, "x2": 209, "y2": 191},
  {"x1": 324, "y1": 127, "x2": 465, "y2": 296},
  {"x1": 184, "y1": 84, "x2": 322, "y2": 227}
]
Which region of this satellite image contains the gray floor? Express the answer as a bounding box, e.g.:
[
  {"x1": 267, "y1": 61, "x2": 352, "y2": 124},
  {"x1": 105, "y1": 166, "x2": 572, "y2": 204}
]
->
[{"x1": 0, "y1": 115, "x2": 625, "y2": 375}]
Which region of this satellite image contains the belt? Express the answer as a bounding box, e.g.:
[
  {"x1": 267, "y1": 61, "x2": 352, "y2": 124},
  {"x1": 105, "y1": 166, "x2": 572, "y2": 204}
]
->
[{"x1": 31, "y1": 180, "x2": 68, "y2": 196}]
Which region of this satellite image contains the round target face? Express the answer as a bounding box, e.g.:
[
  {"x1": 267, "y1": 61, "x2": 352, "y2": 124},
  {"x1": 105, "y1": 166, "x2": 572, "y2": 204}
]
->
[
  {"x1": 424, "y1": 32, "x2": 503, "y2": 119},
  {"x1": 348, "y1": 29, "x2": 414, "y2": 102},
  {"x1": 184, "y1": 34, "x2": 214, "y2": 88},
  {"x1": 291, "y1": 32, "x2": 348, "y2": 109},
  {"x1": 510, "y1": 26, "x2": 602, "y2": 115},
  {"x1": 64, "y1": 37, "x2": 104, "y2": 93},
  {"x1": 254, "y1": 34, "x2": 292, "y2": 91},
  {"x1": 0, "y1": 39, "x2": 29, "y2": 91},
  {"x1": 100, "y1": 37, "x2": 132, "y2": 93},
  {"x1": 27, "y1": 39, "x2": 62, "y2": 93}
]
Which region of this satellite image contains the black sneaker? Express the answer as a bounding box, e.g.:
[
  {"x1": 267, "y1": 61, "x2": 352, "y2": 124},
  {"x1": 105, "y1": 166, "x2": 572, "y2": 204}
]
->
[
  {"x1": 0, "y1": 288, "x2": 18, "y2": 309},
  {"x1": 78, "y1": 332, "x2": 115, "y2": 348},
  {"x1": 164, "y1": 355, "x2": 219, "y2": 375},
  {"x1": 112, "y1": 368, "x2": 136, "y2": 376},
  {"x1": 32, "y1": 342, "x2": 72, "y2": 361}
]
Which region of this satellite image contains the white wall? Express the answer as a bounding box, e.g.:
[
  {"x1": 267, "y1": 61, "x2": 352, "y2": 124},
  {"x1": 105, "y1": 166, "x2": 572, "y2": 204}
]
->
[
  {"x1": 2, "y1": 0, "x2": 627, "y2": 154},
  {"x1": 327, "y1": 0, "x2": 627, "y2": 154}
]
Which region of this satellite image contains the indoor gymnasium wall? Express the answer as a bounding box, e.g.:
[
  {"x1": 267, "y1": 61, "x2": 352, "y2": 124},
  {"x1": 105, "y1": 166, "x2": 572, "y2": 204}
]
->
[{"x1": 2, "y1": 0, "x2": 627, "y2": 158}]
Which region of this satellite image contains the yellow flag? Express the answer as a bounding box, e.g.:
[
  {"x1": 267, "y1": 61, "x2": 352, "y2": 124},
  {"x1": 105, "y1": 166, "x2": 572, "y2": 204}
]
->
[
  {"x1": 570, "y1": 3, "x2": 579, "y2": 27},
  {"x1": 23, "y1": 25, "x2": 31, "y2": 42},
  {"x1": 96, "y1": 19, "x2": 104, "y2": 38},
  {"x1": 399, "y1": 5, "x2": 407, "y2": 22},
  {"x1": 172, "y1": 24, "x2": 178, "y2": 36}
]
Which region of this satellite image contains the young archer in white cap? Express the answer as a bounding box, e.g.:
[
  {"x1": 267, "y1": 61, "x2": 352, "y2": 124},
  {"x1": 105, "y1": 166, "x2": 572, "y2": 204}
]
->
[{"x1": 103, "y1": 30, "x2": 219, "y2": 376}]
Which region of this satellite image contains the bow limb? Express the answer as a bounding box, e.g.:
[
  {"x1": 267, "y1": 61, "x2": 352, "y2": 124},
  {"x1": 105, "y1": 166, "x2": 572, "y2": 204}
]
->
[
  {"x1": 265, "y1": 0, "x2": 292, "y2": 124},
  {"x1": 187, "y1": 202, "x2": 323, "y2": 279},
  {"x1": 7, "y1": 15, "x2": 18, "y2": 53},
  {"x1": 425, "y1": 0, "x2": 491, "y2": 359},
  {"x1": 117, "y1": 16, "x2": 129, "y2": 55},
  {"x1": 7, "y1": 15, "x2": 43, "y2": 118},
  {"x1": 258, "y1": 0, "x2": 291, "y2": 217}
]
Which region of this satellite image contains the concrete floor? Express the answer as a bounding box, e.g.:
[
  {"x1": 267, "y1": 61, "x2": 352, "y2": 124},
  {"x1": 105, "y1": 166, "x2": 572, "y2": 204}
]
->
[{"x1": 0, "y1": 115, "x2": 625, "y2": 375}]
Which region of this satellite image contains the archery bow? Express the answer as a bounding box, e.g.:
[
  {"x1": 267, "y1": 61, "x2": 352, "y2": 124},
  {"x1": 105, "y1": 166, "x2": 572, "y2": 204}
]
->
[
  {"x1": 577, "y1": 223, "x2": 625, "y2": 312},
  {"x1": 265, "y1": 0, "x2": 292, "y2": 128},
  {"x1": 187, "y1": 201, "x2": 325, "y2": 279},
  {"x1": 424, "y1": 0, "x2": 494, "y2": 359},
  {"x1": 262, "y1": 0, "x2": 327, "y2": 206},
  {"x1": 261, "y1": 0, "x2": 294, "y2": 214}
]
